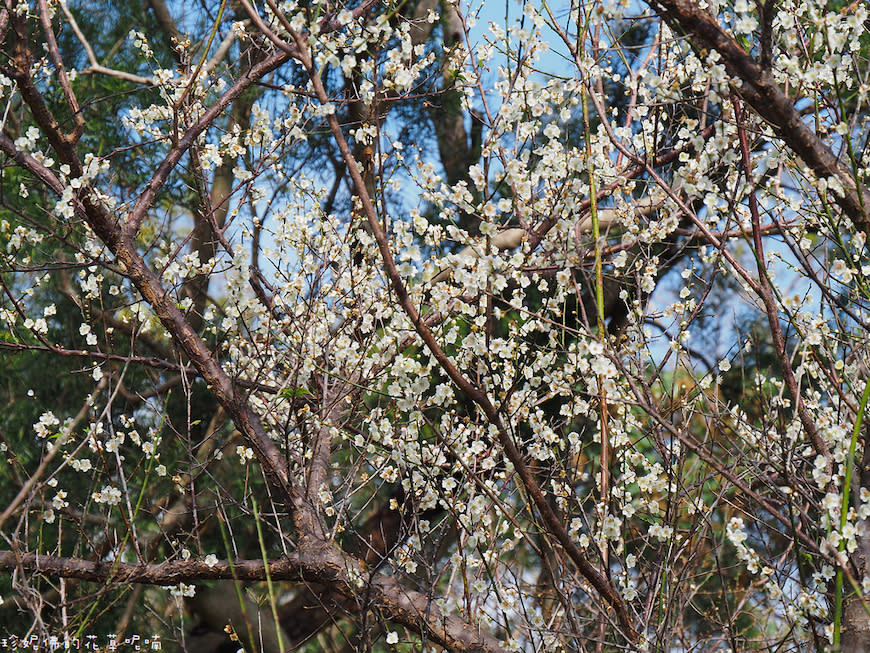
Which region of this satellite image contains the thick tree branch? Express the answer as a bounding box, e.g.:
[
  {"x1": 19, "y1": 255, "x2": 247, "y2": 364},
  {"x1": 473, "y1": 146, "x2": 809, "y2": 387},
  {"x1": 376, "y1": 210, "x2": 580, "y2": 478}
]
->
[
  {"x1": 647, "y1": 0, "x2": 870, "y2": 230},
  {"x1": 1, "y1": 12, "x2": 509, "y2": 651},
  {"x1": 0, "y1": 550, "x2": 505, "y2": 652},
  {"x1": 123, "y1": 49, "x2": 293, "y2": 239},
  {"x1": 37, "y1": 0, "x2": 84, "y2": 143}
]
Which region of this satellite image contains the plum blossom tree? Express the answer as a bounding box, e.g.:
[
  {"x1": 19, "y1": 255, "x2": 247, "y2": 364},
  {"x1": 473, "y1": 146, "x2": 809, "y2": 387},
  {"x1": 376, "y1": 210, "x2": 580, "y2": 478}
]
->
[{"x1": 0, "y1": 0, "x2": 869, "y2": 650}]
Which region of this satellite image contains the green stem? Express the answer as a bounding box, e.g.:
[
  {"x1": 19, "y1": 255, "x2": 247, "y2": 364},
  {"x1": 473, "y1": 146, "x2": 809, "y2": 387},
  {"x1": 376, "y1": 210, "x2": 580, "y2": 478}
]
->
[
  {"x1": 833, "y1": 377, "x2": 870, "y2": 645},
  {"x1": 252, "y1": 497, "x2": 286, "y2": 653}
]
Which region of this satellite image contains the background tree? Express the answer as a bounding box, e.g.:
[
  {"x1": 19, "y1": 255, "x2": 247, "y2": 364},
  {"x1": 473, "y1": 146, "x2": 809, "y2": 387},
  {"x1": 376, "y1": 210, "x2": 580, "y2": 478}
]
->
[{"x1": 0, "y1": 0, "x2": 869, "y2": 650}]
